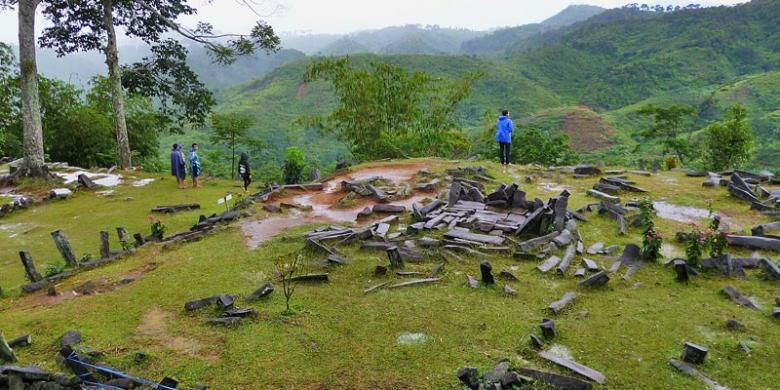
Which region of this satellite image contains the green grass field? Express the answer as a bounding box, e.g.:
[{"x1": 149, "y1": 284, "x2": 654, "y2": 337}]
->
[{"x1": 1, "y1": 160, "x2": 779, "y2": 389}]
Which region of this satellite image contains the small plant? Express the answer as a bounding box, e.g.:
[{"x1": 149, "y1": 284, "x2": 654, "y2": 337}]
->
[
  {"x1": 664, "y1": 156, "x2": 677, "y2": 170},
  {"x1": 684, "y1": 223, "x2": 706, "y2": 266},
  {"x1": 276, "y1": 254, "x2": 303, "y2": 315},
  {"x1": 283, "y1": 147, "x2": 306, "y2": 185},
  {"x1": 638, "y1": 198, "x2": 663, "y2": 261},
  {"x1": 149, "y1": 215, "x2": 167, "y2": 240},
  {"x1": 44, "y1": 262, "x2": 68, "y2": 277}
]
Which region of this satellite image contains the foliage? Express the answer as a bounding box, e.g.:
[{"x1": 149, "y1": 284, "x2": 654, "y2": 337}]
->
[
  {"x1": 283, "y1": 147, "x2": 306, "y2": 185},
  {"x1": 275, "y1": 254, "x2": 303, "y2": 315},
  {"x1": 635, "y1": 104, "x2": 696, "y2": 163},
  {"x1": 300, "y1": 57, "x2": 480, "y2": 161},
  {"x1": 149, "y1": 216, "x2": 167, "y2": 240},
  {"x1": 44, "y1": 262, "x2": 68, "y2": 278},
  {"x1": 210, "y1": 112, "x2": 255, "y2": 179},
  {"x1": 638, "y1": 198, "x2": 662, "y2": 261},
  {"x1": 684, "y1": 224, "x2": 706, "y2": 267},
  {"x1": 702, "y1": 104, "x2": 754, "y2": 171},
  {"x1": 121, "y1": 39, "x2": 216, "y2": 132},
  {"x1": 511, "y1": 127, "x2": 579, "y2": 166}
]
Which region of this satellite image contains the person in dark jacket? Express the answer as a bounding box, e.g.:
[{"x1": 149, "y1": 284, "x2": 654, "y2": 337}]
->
[
  {"x1": 170, "y1": 144, "x2": 186, "y2": 188},
  {"x1": 496, "y1": 110, "x2": 514, "y2": 168},
  {"x1": 190, "y1": 143, "x2": 201, "y2": 189},
  {"x1": 238, "y1": 152, "x2": 252, "y2": 192}
]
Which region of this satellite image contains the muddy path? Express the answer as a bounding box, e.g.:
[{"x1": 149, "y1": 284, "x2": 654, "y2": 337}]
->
[{"x1": 242, "y1": 162, "x2": 436, "y2": 249}]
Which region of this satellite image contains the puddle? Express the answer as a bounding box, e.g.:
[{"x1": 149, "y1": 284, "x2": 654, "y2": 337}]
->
[
  {"x1": 323, "y1": 162, "x2": 428, "y2": 192},
  {"x1": 653, "y1": 201, "x2": 710, "y2": 223},
  {"x1": 539, "y1": 182, "x2": 569, "y2": 193},
  {"x1": 397, "y1": 332, "x2": 427, "y2": 345},
  {"x1": 242, "y1": 163, "x2": 435, "y2": 249},
  {"x1": 56, "y1": 170, "x2": 123, "y2": 187},
  {"x1": 132, "y1": 178, "x2": 155, "y2": 187}
]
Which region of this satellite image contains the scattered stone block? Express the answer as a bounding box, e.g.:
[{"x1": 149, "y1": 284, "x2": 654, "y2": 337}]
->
[
  {"x1": 548, "y1": 292, "x2": 577, "y2": 314},
  {"x1": 457, "y1": 367, "x2": 480, "y2": 390},
  {"x1": 725, "y1": 319, "x2": 744, "y2": 331},
  {"x1": 538, "y1": 256, "x2": 561, "y2": 273},
  {"x1": 530, "y1": 334, "x2": 544, "y2": 350},
  {"x1": 499, "y1": 270, "x2": 519, "y2": 281},
  {"x1": 289, "y1": 273, "x2": 329, "y2": 283},
  {"x1": 386, "y1": 246, "x2": 404, "y2": 269},
  {"x1": 538, "y1": 350, "x2": 606, "y2": 385},
  {"x1": 722, "y1": 286, "x2": 759, "y2": 310},
  {"x1": 466, "y1": 274, "x2": 479, "y2": 289},
  {"x1": 504, "y1": 285, "x2": 517, "y2": 296},
  {"x1": 516, "y1": 368, "x2": 592, "y2": 390},
  {"x1": 682, "y1": 342, "x2": 708, "y2": 364},
  {"x1": 18, "y1": 251, "x2": 43, "y2": 283},
  {"x1": 580, "y1": 271, "x2": 610, "y2": 287},
  {"x1": 480, "y1": 261, "x2": 494, "y2": 285},
  {"x1": 540, "y1": 319, "x2": 556, "y2": 339},
  {"x1": 246, "y1": 283, "x2": 274, "y2": 301},
  {"x1": 49, "y1": 188, "x2": 73, "y2": 200}
]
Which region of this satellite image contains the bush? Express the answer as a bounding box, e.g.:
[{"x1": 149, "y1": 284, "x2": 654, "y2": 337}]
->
[
  {"x1": 703, "y1": 104, "x2": 754, "y2": 171},
  {"x1": 512, "y1": 127, "x2": 579, "y2": 166},
  {"x1": 283, "y1": 147, "x2": 306, "y2": 184}
]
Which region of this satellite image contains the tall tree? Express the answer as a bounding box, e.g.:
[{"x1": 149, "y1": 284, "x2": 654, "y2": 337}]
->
[
  {"x1": 636, "y1": 104, "x2": 696, "y2": 163},
  {"x1": 1, "y1": 0, "x2": 50, "y2": 178},
  {"x1": 210, "y1": 112, "x2": 254, "y2": 179},
  {"x1": 39, "y1": 0, "x2": 280, "y2": 169}
]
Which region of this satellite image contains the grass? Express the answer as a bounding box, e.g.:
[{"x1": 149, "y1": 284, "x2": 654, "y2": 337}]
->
[{"x1": 1, "y1": 160, "x2": 779, "y2": 389}]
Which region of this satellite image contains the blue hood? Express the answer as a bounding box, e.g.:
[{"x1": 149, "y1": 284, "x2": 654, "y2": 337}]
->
[{"x1": 496, "y1": 115, "x2": 514, "y2": 143}]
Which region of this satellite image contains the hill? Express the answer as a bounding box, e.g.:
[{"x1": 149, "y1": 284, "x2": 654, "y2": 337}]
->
[
  {"x1": 460, "y1": 5, "x2": 606, "y2": 56},
  {"x1": 208, "y1": 0, "x2": 780, "y2": 172},
  {"x1": 315, "y1": 25, "x2": 485, "y2": 55}
]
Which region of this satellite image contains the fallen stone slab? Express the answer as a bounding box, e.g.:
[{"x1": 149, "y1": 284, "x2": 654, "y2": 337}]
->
[
  {"x1": 372, "y1": 204, "x2": 406, "y2": 214},
  {"x1": 518, "y1": 231, "x2": 560, "y2": 252},
  {"x1": 206, "y1": 317, "x2": 242, "y2": 327},
  {"x1": 727, "y1": 235, "x2": 780, "y2": 252},
  {"x1": 758, "y1": 258, "x2": 780, "y2": 280},
  {"x1": 387, "y1": 278, "x2": 441, "y2": 289},
  {"x1": 574, "y1": 166, "x2": 602, "y2": 176},
  {"x1": 538, "y1": 256, "x2": 561, "y2": 273},
  {"x1": 586, "y1": 189, "x2": 620, "y2": 204},
  {"x1": 152, "y1": 203, "x2": 201, "y2": 213},
  {"x1": 49, "y1": 188, "x2": 73, "y2": 200},
  {"x1": 548, "y1": 292, "x2": 577, "y2": 314},
  {"x1": 669, "y1": 359, "x2": 730, "y2": 390},
  {"x1": 538, "y1": 350, "x2": 606, "y2": 385},
  {"x1": 722, "y1": 286, "x2": 759, "y2": 310},
  {"x1": 290, "y1": 273, "x2": 329, "y2": 283},
  {"x1": 445, "y1": 229, "x2": 505, "y2": 246},
  {"x1": 466, "y1": 274, "x2": 479, "y2": 289},
  {"x1": 7, "y1": 335, "x2": 31, "y2": 349},
  {"x1": 557, "y1": 245, "x2": 577, "y2": 274},
  {"x1": 363, "y1": 282, "x2": 388, "y2": 294},
  {"x1": 0, "y1": 333, "x2": 16, "y2": 363},
  {"x1": 580, "y1": 270, "x2": 610, "y2": 287},
  {"x1": 582, "y1": 258, "x2": 600, "y2": 272},
  {"x1": 586, "y1": 242, "x2": 604, "y2": 255},
  {"x1": 552, "y1": 229, "x2": 574, "y2": 247},
  {"x1": 516, "y1": 368, "x2": 592, "y2": 390},
  {"x1": 499, "y1": 270, "x2": 519, "y2": 281},
  {"x1": 246, "y1": 283, "x2": 274, "y2": 302}
]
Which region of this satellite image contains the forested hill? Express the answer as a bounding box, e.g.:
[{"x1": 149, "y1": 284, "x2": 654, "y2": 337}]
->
[
  {"x1": 460, "y1": 4, "x2": 606, "y2": 55},
  {"x1": 210, "y1": 0, "x2": 780, "y2": 173}
]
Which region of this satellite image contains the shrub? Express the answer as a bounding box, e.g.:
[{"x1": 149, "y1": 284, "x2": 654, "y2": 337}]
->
[
  {"x1": 703, "y1": 104, "x2": 754, "y2": 171},
  {"x1": 149, "y1": 216, "x2": 167, "y2": 240},
  {"x1": 283, "y1": 147, "x2": 306, "y2": 184},
  {"x1": 511, "y1": 127, "x2": 579, "y2": 166},
  {"x1": 638, "y1": 198, "x2": 663, "y2": 261},
  {"x1": 44, "y1": 262, "x2": 68, "y2": 278}
]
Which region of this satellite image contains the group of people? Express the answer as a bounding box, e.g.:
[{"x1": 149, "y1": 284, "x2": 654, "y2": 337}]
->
[
  {"x1": 169, "y1": 110, "x2": 510, "y2": 190},
  {"x1": 170, "y1": 144, "x2": 253, "y2": 191},
  {"x1": 170, "y1": 143, "x2": 201, "y2": 189}
]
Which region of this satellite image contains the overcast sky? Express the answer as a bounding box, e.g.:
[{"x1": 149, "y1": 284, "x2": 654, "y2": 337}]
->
[{"x1": 0, "y1": 0, "x2": 745, "y2": 43}]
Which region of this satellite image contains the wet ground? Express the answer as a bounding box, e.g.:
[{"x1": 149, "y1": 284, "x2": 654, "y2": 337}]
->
[
  {"x1": 241, "y1": 163, "x2": 433, "y2": 249},
  {"x1": 653, "y1": 201, "x2": 712, "y2": 223}
]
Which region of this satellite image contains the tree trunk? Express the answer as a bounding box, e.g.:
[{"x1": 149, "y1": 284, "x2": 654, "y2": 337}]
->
[
  {"x1": 16, "y1": 0, "x2": 48, "y2": 178},
  {"x1": 102, "y1": 0, "x2": 132, "y2": 169}
]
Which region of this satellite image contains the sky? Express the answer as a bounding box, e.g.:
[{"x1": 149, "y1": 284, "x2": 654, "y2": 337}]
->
[{"x1": 0, "y1": 0, "x2": 746, "y2": 43}]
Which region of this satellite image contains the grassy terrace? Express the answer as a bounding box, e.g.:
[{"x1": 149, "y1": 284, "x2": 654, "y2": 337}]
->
[{"x1": 0, "y1": 160, "x2": 779, "y2": 389}]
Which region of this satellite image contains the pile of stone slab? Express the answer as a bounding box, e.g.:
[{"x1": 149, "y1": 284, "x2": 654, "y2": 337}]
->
[
  {"x1": 457, "y1": 358, "x2": 601, "y2": 390},
  {"x1": 0, "y1": 194, "x2": 34, "y2": 218},
  {"x1": 341, "y1": 177, "x2": 410, "y2": 203},
  {"x1": 0, "y1": 365, "x2": 82, "y2": 389},
  {"x1": 724, "y1": 172, "x2": 779, "y2": 216},
  {"x1": 184, "y1": 294, "x2": 259, "y2": 327},
  {"x1": 591, "y1": 176, "x2": 648, "y2": 196}
]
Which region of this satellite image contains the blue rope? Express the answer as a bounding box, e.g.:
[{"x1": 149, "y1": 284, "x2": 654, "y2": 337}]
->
[{"x1": 66, "y1": 352, "x2": 178, "y2": 390}]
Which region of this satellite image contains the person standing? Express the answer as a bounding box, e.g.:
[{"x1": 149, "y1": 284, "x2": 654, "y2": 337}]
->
[
  {"x1": 238, "y1": 152, "x2": 252, "y2": 192},
  {"x1": 190, "y1": 143, "x2": 201, "y2": 189},
  {"x1": 170, "y1": 144, "x2": 186, "y2": 189},
  {"x1": 496, "y1": 109, "x2": 514, "y2": 169}
]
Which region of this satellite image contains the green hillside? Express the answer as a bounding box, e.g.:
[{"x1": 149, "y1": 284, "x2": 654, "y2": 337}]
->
[{"x1": 200, "y1": 0, "x2": 779, "y2": 173}]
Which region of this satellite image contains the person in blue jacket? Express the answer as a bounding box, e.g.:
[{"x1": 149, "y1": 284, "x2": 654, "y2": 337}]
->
[
  {"x1": 190, "y1": 143, "x2": 201, "y2": 189},
  {"x1": 170, "y1": 144, "x2": 186, "y2": 189},
  {"x1": 496, "y1": 110, "x2": 514, "y2": 167}
]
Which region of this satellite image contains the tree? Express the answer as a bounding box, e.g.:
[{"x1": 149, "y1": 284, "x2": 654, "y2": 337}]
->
[
  {"x1": 636, "y1": 104, "x2": 696, "y2": 163},
  {"x1": 301, "y1": 57, "x2": 479, "y2": 161},
  {"x1": 703, "y1": 104, "x2": 754, "y2": 171},
  {"x1": 512, "y1": 127, "x2": 579, "y2": 166},
  {"x1": 0, "y1": 0, "x2": 50, "y2": 178},
  {"x1": 283, "y1": 147, "x2": 306, "y2": 185},
  {"x1": 39, "y1": 0, "x2": 280, "y2": 169},
  {"x1": 210, "y1": 112, "x2": 254, "y2": 178}
]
